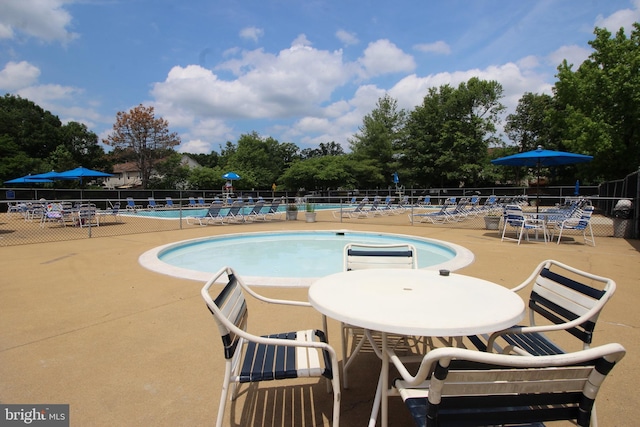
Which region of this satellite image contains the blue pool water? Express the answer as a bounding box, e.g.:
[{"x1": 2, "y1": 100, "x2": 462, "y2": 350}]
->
[
  {"x1": 139, "y1": 230, "x2": 474, "y2": 286},
  {"x1": 125, "y1": 204, "x2": 342, "y2": 219}
]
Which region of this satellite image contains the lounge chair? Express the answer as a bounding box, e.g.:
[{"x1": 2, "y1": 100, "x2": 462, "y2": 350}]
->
[
  {"x1": 197, "y1": 196, "x2": 206, "y2": 206},
  {"x1": 126, "y1": 197, "x2": 142, "y2": 210},
  {"x1": 340, "y1": 243, "x2": 418, "y2": 389},
  {"x1": 243, "y1": 201, "x2": 265, "y2": 222},
  {"x1": 147, "y1": 197, "x2": 160, "y2": 209},
  {"x1": 164, "y1": 197, "x2": 175, "y2": 208},
  {"x1": 188, "y1": 197, "x2": 197, "y2": 207},
  {"x1": 468, "y1": 259, "x2": 616, "y2": 356},
  {"x1": 252, "y1": 199, "x2": 283, "y2": 221},
  {"x1": 389, "y1": 343, "x2": 625, "y2": 427},
  {"x1": 409, "y1": 199, "x2": 456, "y2": 224},
  {"x1": 332, "y1": 199, "x2": 368, "y2": 219},
  {"x1": 220, "y1": 201, "x2": 244, "y2": 224},
  {"x1": 200, "y1": 266, "x2": 340, "y2": 427},
  {"x1": 186, "y1": 202, "x2": 224, "y2": 226}
]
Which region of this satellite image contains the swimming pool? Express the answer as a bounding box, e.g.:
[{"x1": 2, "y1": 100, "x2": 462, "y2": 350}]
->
[
  {"x1": 123, "y1": 204, "x2": 343, "y2": 219},
  {"x1": 139, "y1": 230, "x2": 474, "y2": 286}
]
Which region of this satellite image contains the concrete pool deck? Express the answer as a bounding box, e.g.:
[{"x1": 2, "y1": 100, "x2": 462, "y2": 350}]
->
[{"x1": 1, "y1": 210, "x2": 639, "y2": 426}]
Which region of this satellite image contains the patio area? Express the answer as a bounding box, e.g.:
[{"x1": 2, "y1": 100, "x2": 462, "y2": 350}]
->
[{"x1": 1, "y1": 210, "x2": 638, "y2": 425}]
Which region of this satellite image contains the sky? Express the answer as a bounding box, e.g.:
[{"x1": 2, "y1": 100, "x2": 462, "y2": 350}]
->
[{"x1": 1, "y1": 1, "x2": 639, "y2": 155}]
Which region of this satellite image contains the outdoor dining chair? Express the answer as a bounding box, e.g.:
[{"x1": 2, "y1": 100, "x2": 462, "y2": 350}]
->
[
  {"x1": 553, "y1": 204, "x2": 596, "y2": 246},
  {"x1": 201, "y1": 266, "x2": 340, "y2": 427},
  {"x1": 340, "y1": 243, "x2": 418, "y2": 389},
  {"x1": 468, "y1": 259, "x2": 616, "y2": 356},
  {"x1": 501, "y1": 204, "x2": 548, "y2": 244},
  {"x1": 388, "y1": 343, "x2": 625, "y2": 427}
]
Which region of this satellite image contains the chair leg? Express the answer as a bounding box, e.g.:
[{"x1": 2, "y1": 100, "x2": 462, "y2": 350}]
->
[{"x1": 216, "y1": 361, "x2": 233, "y2": 427}]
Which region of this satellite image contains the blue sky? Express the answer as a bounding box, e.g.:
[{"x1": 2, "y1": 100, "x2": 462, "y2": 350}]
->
[{"x1": 1, "y1": 1, "x2": 639, "y2": 154}]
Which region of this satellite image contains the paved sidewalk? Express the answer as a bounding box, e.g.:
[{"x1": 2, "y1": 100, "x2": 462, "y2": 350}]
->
[{"x1": 1, "y1": 211, "x2": 638, "y2": 426}]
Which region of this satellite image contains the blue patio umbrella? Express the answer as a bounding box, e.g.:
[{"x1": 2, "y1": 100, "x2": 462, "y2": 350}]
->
[
  {"x1": 393, "y1": 172, "x2": 399, "y2": 184},
  {"x1": 491, "y1": 145, "x2": 593, "y2": 211},
  {"x1": 574, "y1": 180, "x2": 580, "y2": 196},
  {"x1": 28, "y1": 170, "x2": 74, "y2": 180},
  {"x1": 222, "y1": 171, "x2": 241, "y2": 180},
  {"x1": 4, "y1": 174, "x2": 53, "y2": 184},
  {"x1": 55, "y1": 166, "x2": 113, "y2": 179}
]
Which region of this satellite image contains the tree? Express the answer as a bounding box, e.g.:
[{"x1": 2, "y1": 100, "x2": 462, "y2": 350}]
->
[
  {"x1": 349, "y1": 94, "x2": 406, "y2": 187},
  {"x1": 0, "y1": 94, "x2": 63, "y2": 181},
  {"x1": 402, "y1": 78, "x2": 505, "y2": 187},
  {"x1": 223, "y1": 132, "x2": 299, "y2": 189},
  {"x1": 59, "y1": 121, "x2": 107, "y2": 170},
  {"x1": 103, "y1": 104, "x2": 180, "y2": 188},
  {"x1": 553, "y1": 24, "x2": 640, "y2": 182}
]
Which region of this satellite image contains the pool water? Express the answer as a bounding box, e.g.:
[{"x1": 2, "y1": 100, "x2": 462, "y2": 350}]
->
[
  {"x1": 124, "y1": 204, "x2": 343, "y2": 219},
  {"x1": 139, "y1": 230, "x2": 474, "y2": 286}
]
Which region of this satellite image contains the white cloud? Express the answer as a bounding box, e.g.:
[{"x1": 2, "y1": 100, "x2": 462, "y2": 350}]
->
[
  {"x1": 0, "y1": 0, "x2": 77, "y2": 43},
  {"x1": 547, "y1": 45, "x2": 592, "y2": 69},
  {"x1": 358, "y1": 39, "x2": 416, "y2": 78},
  {"x1": 239, "y1": 26, "x2": 264, "y2": 42},
  {"x1": 413, "y1": 41, "x2": 451, "y2": 55},
  {"x1": 0, "y1": 61, "x2": 40, "y2": 90},
  {"x1": 336, "y1": 29, "x2": 358, "y2": 46},
  {"x1": 595, "y1": 0, "x2": 640, "y2": 33}
]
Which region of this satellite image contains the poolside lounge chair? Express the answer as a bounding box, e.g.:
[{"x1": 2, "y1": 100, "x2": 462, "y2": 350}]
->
[
  {"x1": 409, "y1": 199, "x2": 456, "y2": 224},
  {"x1": 243, "y1": 201, "x2": 265, "y2": 222},
  {"x1": 188, "y1": 197, "x2": 197, "y2": 207},
  {"x1": 468, "y1": 259, "x2": 616, "y2": 356},
  {"x1": 126, "y1": 197, "x2": 142, "y2": 210},
  {"x1": 388, "y1": 343, "x2": 625, "y2": 427},
  {"x1": 340, "y1": 243, "x2": 418, "y2": 389},
  {"x1": 218, "y1": 201, "x2": 244, "y2": 224},
  {"x1": 252, "y1": 199, "x2": 283, "y2": 221},
  {"x1": 201, "y1": 266, "x2": 341, "y2": 427},
  {"x1": 147, "y1": 197, "x2": 160, "y2": 209},
  {"x1": 164, "y1": 197, "x2": 175, "y2": 208},
  {"x1": 332, "y1": 199, "x2": 368, "y2": 219},
  {"x1": 186, "y1": 202, "x2": 224, "y2": 226},
  {"x1": 197, "y1": 196, "x2": 206, "y2": 206}
]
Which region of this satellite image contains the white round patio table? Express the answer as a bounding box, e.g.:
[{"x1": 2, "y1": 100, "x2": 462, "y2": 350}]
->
[{"x1": 308, "y1": 268, "x2": 526, "y2": 427}]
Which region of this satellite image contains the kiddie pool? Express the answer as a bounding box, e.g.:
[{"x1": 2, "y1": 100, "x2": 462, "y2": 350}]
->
[{"x1": 139, "y1": 230, "x2": 474, "y2": 287}]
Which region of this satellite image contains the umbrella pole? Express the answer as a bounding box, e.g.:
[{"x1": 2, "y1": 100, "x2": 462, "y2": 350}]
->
[{"x1": 536, "y1": 162, "x2": 541, "y2": 213}]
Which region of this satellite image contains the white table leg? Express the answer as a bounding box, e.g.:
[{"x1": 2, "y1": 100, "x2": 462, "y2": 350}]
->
[{"x1": 381, "y1": 331, "x2": 388, "y2": 427}]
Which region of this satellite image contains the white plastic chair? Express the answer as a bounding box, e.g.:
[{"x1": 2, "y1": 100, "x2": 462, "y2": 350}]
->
[
  {"x1": 468, "y1": 259, "x2": 616, "y2": 356},
  {"x1": 340, "y1": 243, "x2": 418, "y2": 389},
  {"x1": 501, "y1": 204, "x2": 548, "y2": 244},
  {"x1": 201, "y1": 266, "x2": 340, "y2": 427},
  {"x1": 388, "y1": 343, "x2": 625, "y2": 427}
]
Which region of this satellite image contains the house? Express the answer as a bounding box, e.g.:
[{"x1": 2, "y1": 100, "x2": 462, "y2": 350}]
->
[{"x1": 103, "y1": 155, "x2": 201, "y2": 189}]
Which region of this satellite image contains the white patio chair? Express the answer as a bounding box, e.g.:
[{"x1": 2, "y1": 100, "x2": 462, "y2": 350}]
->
[
  {"x1": 201, "y1": 266, "x2": 340, "y2": 427},
  {"x1": 388, "y1": 343, "x2": 625, "y2": 427},
  {"x1": 554, "y1": 204, "x2": 596, "y2": 246},
  {"x1": 340, "y1": 243, "x2": 418, "y2": 389},
  {"x1": 468, "y1": 259, "x2": 616, "y2": 356},
  {"x1": 501, "y1": 204, "x2": 548, "y2": 244}
]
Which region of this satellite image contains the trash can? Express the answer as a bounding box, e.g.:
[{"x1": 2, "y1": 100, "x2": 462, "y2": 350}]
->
[{"x1": 612, "y1": 199, "x2": 633, "y2": 238}]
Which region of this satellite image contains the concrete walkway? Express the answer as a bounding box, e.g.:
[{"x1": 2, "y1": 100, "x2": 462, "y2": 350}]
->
[{"x1": 1, "y1": 210, "x2": 638, "y2": 426}]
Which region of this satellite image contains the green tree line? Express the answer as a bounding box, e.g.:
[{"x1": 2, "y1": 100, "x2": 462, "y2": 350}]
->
[{"x1": 2, "y1": 24, "x2": 638, "y2": 190}]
